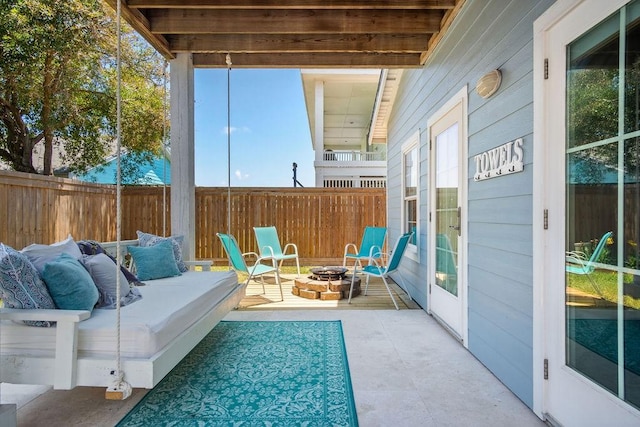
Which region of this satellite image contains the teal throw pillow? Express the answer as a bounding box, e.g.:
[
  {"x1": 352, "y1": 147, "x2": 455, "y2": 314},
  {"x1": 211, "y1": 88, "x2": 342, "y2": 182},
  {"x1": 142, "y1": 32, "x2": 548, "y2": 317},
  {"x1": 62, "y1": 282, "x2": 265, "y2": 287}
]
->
[
  {"x1": 136, "y1": 231, "x2": 188, "y2": 273},
  {"x1": 128, "y1": 240, "x2": 181, "y2": 281},
  {"x1": 42, "y1": 252, "x2": 99, "y2": 311}
]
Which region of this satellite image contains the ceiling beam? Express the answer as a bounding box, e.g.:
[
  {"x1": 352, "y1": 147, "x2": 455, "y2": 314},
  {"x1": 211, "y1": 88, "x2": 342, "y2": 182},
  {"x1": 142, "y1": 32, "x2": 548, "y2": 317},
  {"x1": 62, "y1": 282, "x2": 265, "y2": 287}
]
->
[
  {"x1": 420, "y1": 0, "x2": 465, "y2": 64},
  {"x1": 128, "y1": 0, "x2": 456, "y2": 10},
  {"x1": 104, "y1": 0, "x2": 174, "y2": 59},
  {"x1": 148, "y1": 9, "x2": 444, "y2": 35},
  {"x1": 192, "y1": 52, "x2": 422, "y2": 68},
  {"x1": 168, "y1": 33, "x2": 431, "y2": 53}
]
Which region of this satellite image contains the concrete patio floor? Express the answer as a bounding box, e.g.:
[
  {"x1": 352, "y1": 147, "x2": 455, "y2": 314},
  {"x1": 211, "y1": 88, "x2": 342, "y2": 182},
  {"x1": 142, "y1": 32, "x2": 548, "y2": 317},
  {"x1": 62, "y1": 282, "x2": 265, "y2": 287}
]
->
[{"x1": 1, "y1": 274, "x2": 546, "y2": 426}]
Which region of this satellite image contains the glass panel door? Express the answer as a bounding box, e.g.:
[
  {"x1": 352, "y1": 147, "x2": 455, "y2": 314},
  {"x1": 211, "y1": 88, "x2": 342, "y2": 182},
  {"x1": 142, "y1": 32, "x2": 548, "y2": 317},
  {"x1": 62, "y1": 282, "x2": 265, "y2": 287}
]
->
[
  {"x1": 565, "y1": 0, "x2": 640, "y2": 411},
  {"x1": 435, "y1": 123, "x2": 459, "y2": 296},
  {"x1": 428, "y1": 91, "x2": 466, "y2": 340}
]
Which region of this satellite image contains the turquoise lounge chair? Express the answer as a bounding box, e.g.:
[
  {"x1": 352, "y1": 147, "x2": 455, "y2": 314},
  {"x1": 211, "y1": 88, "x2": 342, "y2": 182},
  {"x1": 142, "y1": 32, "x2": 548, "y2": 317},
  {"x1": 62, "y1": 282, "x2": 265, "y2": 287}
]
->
[
  {"x1": 217, "y1": 232, "x2": 283, "y2": 301},
  {"x1": 343, "y1": 226, "x2": 387, "y2": 270},
  {"x1": 566, "y1": 231, "x2": 613, "y2": 297},
  {"x1": 436, "y1": 233, "x2": 458, "y2": 295},
  {"x1": 253, "y1": 226, "x2": 301, "y2": 277},
  {"x1": 349, "y1": 232, "x2": 413, "y2": 310}
]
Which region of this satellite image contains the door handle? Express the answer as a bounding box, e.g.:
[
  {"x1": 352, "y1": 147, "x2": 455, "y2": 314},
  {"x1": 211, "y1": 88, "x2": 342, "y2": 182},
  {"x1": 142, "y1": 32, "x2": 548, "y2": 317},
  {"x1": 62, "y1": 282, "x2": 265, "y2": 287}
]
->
[{"x1": 450, "y1": 207, "x2": 461, "y2": 236}]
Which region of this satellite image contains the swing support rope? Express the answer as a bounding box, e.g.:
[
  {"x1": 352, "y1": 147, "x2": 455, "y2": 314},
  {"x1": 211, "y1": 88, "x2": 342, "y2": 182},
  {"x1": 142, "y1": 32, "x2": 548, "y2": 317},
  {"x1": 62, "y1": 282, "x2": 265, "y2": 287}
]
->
[
  {"x1": 106, "y1": 0, "x2": 132, "y2": 400},
  {"x1": 226, "y1": 53, "x2": 232, "y2": 239},
  {"x1": 162, "y1": 59, "x2": 168, "y2": 237}
]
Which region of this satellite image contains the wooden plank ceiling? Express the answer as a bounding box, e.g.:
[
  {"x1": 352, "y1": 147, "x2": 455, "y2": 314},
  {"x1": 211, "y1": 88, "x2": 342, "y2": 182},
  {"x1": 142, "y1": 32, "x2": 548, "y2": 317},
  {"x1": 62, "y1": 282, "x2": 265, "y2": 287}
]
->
[{"x1": 105, "y1": 0, "x2": 464, "y2": 68}]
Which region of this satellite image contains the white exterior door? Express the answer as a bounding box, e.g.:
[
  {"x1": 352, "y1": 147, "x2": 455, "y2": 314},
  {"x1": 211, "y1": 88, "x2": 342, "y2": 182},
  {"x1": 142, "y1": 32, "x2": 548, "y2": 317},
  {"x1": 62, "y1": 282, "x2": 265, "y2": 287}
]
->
[
  {"x1": 540, "y1": 0, "x2": 640, "y2": 424},
  {"x1": 428, "y1": 88, "x2": 468, "y2": 342}
]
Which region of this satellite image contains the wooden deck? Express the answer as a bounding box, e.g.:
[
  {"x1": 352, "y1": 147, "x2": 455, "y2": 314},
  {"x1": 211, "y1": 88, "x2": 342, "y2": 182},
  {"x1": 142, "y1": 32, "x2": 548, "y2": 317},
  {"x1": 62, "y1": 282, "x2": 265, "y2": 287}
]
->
[
  {"x1": 566, "y1": 286, "x2": 616, "y2": 308},
  {"x1": 236, "y1": 271, "x2": 421, "y2": 310}
]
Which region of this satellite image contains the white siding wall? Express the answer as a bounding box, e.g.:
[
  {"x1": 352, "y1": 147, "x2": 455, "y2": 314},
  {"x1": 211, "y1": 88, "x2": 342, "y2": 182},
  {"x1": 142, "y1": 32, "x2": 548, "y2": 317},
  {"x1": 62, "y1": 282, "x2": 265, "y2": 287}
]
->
[{"x1": 386, "y1": 0, "x2": 554, "y2": 408}]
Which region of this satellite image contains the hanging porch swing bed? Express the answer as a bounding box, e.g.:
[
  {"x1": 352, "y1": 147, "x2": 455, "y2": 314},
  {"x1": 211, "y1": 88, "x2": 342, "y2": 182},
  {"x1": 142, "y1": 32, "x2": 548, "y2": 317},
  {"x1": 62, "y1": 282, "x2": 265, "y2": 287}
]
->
[
  {"x1": 0, "y1": 237, "x2": 246, "y2": 390},
  {"x1": 0, "y1": 0, "x2": 251, "y2": 395}
]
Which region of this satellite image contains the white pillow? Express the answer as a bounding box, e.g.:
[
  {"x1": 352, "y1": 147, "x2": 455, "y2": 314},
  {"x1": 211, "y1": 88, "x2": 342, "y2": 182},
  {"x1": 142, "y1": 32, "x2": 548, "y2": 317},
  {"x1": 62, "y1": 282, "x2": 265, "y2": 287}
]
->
[{"x1": 21, "y1": 235, "x2": 83, "y2": 274}]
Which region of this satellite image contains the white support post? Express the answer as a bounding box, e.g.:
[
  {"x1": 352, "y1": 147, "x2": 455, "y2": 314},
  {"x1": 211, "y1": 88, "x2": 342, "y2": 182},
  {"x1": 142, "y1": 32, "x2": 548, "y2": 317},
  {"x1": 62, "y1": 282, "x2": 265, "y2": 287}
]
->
[
  {"x1": 169, "y1": 53, "x2": 196, "y2": 260},
  {"x1": 314, "y1": 79, "x2": 324, "y2": 187}
]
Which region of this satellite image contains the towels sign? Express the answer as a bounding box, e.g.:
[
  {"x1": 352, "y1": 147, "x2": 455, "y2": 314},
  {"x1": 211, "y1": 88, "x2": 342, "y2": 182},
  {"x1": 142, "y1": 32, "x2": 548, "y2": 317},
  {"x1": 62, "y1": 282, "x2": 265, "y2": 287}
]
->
[{"x1": 473, "y1": 137, "x2": 524, "y2": 181}]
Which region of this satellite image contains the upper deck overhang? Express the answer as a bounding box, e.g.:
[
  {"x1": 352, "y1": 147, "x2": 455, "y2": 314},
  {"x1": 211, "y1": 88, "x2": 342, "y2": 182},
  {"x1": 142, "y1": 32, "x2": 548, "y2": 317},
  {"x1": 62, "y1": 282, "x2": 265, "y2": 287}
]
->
[{"x1": 104, "y1": 0, "x2": 465, "y2": 69}]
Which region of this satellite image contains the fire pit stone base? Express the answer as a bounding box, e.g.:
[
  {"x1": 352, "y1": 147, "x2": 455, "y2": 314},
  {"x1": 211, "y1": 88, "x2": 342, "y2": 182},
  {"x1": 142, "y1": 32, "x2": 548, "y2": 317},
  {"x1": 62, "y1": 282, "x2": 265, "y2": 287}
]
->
[{"x1": 293, "y1": 274, "x2": 361, "y2": 300}]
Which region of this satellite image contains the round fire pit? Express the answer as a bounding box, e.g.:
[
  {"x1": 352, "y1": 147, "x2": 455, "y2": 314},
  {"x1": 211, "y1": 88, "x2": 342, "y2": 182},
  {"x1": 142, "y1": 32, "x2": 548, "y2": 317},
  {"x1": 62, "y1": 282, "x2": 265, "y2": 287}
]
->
[
  {"x1": 293, "y1": 266, "x2": 360, "y2": 301},
  {"x1": 309, "y1": 266, "x2": 348, "y2": 281}
]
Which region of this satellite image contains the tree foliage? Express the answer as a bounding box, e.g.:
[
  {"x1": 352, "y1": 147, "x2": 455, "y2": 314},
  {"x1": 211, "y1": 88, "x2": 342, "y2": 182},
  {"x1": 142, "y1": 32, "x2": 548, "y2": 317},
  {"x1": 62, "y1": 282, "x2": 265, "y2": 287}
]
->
[
  {"x1": 567, "y1": 58, "x2": 640, "y2": 184},
  {"x1": 0, "y1": 0, "x2": 167, "y2": 176}
]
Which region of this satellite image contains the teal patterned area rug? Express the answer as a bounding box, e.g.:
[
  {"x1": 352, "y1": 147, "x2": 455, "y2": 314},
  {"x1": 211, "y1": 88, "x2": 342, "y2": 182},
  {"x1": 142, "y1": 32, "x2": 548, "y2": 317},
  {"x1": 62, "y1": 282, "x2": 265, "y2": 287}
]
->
[{"x1": 117, "y1": 321, "x2": 358, "y2": 426}]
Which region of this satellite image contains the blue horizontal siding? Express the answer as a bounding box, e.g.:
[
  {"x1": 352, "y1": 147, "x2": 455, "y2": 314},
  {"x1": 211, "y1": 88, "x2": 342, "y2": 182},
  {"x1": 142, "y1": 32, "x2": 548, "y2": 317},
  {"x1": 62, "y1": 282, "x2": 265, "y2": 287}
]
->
[
  {"x1": 468, "y1": 265, "x2": 532, "y2": 314},
  {"x1": 469, "y1": 195, "x2": 533, "y2": 226},
  {"x1": 467, "y1": 311, "x2": 534, "y2": 406},
  {"x1": 468, "y1": 247, "x2": 534, "y2": 302},
  {"x1": 468, "y1": 222, "x2": 533, "y2": 257},
  {"x1": 386, "y1": 0, "x2": 555, "y2": 410}
]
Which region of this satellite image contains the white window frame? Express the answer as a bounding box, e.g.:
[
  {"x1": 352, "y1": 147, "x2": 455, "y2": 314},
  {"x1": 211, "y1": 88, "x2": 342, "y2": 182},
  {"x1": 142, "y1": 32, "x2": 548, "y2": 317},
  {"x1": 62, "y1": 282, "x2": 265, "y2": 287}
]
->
[{"x1": 402, "y1": 130, "x2": 420, "y2": 261}]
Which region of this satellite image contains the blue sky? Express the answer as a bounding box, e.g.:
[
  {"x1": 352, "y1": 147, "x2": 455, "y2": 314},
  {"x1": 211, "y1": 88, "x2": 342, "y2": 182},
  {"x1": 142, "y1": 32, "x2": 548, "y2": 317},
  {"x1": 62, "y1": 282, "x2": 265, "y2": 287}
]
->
[{"x1": 193, "y1": 69, "x2": 315, "y2": 188}]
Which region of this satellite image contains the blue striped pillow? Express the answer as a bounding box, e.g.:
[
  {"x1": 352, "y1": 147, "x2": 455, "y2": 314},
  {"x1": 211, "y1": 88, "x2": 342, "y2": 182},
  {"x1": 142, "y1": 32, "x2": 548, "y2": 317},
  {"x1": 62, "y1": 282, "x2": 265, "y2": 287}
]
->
[{"x1": 0, "y1": 243, "x2": 56, "y2": 326}]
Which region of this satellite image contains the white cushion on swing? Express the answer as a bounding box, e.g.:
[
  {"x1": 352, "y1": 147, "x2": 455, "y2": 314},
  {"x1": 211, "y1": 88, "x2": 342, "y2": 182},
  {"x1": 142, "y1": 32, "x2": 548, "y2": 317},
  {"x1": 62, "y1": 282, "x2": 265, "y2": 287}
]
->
[{"x1": 0, "y1": 270, "x2": 238, "y2": 359}]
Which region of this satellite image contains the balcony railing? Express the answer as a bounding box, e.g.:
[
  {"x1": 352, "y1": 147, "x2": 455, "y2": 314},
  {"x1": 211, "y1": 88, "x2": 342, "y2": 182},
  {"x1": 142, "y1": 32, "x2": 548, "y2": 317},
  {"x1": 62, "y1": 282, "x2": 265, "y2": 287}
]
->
[
  {"x1": 323, "y1": 150, "x2": 386, "y2": 162},
  {"x1": 323, "y1": 177, "x2": 386, "y2": 188}
]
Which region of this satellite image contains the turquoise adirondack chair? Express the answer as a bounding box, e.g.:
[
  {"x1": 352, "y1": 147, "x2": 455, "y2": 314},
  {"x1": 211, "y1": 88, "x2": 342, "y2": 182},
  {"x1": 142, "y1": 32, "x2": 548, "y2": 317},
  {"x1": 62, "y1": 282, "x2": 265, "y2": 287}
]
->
[
  {"x1": 566, "y1": 231, "x2": 613, "y2": 297},
  {"x1": 343, "y1": 226, "x2": 387, "y2": 270},
  {"x1": 217, "y1": 232, "x2": 283, "y2": 301},
  {"x1": 349, "y1": 232, "x2": 413, "y2": 310},
  {"x1": 253, "y1": 226, "x2": 301, "y2": 277}
]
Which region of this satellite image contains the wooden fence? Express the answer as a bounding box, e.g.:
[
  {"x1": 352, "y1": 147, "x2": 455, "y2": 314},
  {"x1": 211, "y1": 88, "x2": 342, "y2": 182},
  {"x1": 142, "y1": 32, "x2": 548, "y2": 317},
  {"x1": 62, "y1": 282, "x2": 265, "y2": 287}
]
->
[
  {"x1": 0, "y1": 171, "x2": 117, "y2": 249},
  {"x1": 569, "y1": 184, "x2": 639, "y2": 259},
  {"x1": 196, "y1": 187, "x2": 387, "y2": 264},
  {"x1": 0, "y1": 171, "x2": 387, "y2": 265}
]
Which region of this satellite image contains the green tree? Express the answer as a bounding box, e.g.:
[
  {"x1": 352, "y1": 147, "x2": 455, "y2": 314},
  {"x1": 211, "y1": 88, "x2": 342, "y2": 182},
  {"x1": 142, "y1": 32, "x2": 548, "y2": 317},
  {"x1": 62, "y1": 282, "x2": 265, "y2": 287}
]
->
[{"x1": 0, "y1": 0, "x2": 166, "y2": 176}]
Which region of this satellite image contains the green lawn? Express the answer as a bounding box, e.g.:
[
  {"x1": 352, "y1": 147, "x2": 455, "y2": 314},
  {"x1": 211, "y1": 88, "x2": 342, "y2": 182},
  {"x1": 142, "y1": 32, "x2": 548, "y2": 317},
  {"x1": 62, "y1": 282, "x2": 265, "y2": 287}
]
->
[
  {"x1": 210, "y1": 265, "x2": 312, "y2": 275},
  {"x1": 567, "y1": 270, "x2": 640, "y2": 309}
]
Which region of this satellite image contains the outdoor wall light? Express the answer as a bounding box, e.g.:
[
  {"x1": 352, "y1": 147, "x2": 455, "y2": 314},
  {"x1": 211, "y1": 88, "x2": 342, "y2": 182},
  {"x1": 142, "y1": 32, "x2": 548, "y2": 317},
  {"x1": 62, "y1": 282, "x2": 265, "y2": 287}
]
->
[{"x1": 476, "y1": 69, "x2": 502, "y2": 99}]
